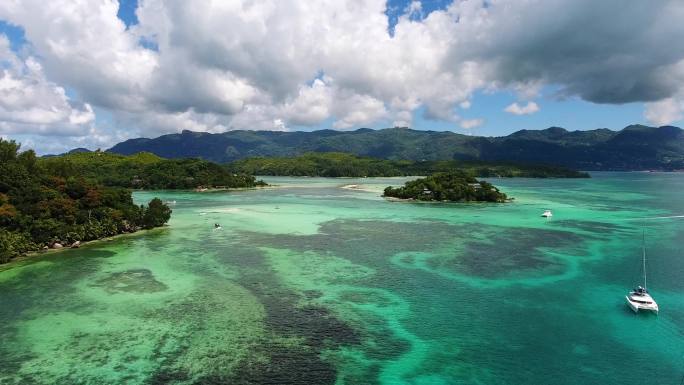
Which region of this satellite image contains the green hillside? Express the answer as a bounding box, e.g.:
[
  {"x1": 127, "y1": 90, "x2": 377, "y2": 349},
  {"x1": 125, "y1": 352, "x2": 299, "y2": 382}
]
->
[
  {"x1": 228, "y1": 152, "x2": 589, "y2": 178},
  {"x1": 109, "y1": 125, "x2": 684, "y2": 170},
  {"x1": 40, "y1": 151, "x2": 265, "y2": 189}
]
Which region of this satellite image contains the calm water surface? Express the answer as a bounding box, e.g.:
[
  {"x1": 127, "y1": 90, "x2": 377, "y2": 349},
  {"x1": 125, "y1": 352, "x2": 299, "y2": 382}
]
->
[{"x1": 1, "y1": 173, "x2": 683, "y2": 384}]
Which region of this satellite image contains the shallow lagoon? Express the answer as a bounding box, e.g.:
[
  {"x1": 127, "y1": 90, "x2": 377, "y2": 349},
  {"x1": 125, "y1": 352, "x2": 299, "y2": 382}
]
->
[{"x1": 1, "y1": 173, "x2": 684, "y2": 384}]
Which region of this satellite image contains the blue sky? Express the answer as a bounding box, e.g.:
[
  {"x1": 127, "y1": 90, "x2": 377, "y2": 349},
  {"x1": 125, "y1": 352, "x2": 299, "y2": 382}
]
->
[{"x1": 0, "y1": 0, "x2": 682, "y2": 153}]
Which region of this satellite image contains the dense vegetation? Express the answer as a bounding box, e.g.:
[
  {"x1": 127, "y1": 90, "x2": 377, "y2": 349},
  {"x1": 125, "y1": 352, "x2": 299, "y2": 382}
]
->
[
  {"x1": 229, "y1": 153, "x2": 407, "y2": 177},
  {"x1": 109, "y1": 124, "x2": 684, "y2": 170},
  {"x1": 0, "y1": 139, "x2": 172, "y2": 264},
  {"x1": 41, "y1": 151, "x2": 266, "y2": 189},
  {"x1": 383, "y1": 172, "x2": 508, "y2": 203},
  {"x1": 228, "y1": 152, "x2": 589, "y2": 178}
]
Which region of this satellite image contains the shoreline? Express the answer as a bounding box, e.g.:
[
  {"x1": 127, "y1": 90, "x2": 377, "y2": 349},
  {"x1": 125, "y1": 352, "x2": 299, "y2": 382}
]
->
[
  {"x1": 340, "y1": 184, "x2": 381, "y2": 193},
  {"x1": 0, "y1": 226, "x2": 168, "y2": 271},
  {"x1": 129, "y1": 185, "x2": 270, "y2": 193},
  {"x1": 192, "y1": 185, "x2": 270, "y2": 193},
  {"x1": 382, "y1": 196, "x2": 513, "y2": 204}
]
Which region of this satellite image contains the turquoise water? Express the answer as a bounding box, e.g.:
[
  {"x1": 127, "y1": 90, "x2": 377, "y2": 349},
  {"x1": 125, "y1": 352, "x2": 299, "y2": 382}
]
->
[{"x1": 1, "y1": 173, "x2": 684, "y2": 384}]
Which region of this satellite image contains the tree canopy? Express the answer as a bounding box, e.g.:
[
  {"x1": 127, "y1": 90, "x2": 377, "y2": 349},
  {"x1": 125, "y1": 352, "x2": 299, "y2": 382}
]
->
[
  {"x1": 228, "y1": 152, "x2": 590, "y2": 178},
  {"x1": 0, "y1": 139, "x2": 173, "y2": 263},
  {"x1": 383, "y1": 171, "x2": 508, "y2": 203},
  {"x1": 40, "y1": 151, "x2": 266, "y2": 189}
]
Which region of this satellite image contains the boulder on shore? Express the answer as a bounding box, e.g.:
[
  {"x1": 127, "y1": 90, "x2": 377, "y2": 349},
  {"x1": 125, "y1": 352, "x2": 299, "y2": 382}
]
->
[
  {"x1": 71, "y1": 241, "x2": 81, "y2": 248},
  {"x1": 52, "y1": 242, "x2": 63, "y2": 249}
]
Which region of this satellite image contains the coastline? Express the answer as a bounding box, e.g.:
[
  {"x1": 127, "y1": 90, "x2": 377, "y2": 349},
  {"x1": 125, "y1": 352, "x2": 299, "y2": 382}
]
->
[
  {"x1": 0, "y1": 226, "x2": 168, "y2": 271},
  {"x1": 382, "y1": 196, "x2": 514, "y2": 203},
  {"x1": 191, "y1": 185, "x2": 271, "y2": 193}
]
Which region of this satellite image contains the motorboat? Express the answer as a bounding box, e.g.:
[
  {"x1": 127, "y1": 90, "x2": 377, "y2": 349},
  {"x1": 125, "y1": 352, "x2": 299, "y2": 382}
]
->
[{"x1": 541, "y1": 210, "x2": 553, "y2": 218}]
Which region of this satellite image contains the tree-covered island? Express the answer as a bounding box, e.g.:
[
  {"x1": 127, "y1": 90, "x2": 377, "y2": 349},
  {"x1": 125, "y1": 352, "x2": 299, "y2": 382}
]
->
[
  {"x1": 1, "y1": 139, "x2": 269, "y2": 263},
  {"x1": 383, "y1": 172, "x2": 508, "y2": 203},
  {"x1": 42, "y1": 150, "x2": 267, "y2": 190}
]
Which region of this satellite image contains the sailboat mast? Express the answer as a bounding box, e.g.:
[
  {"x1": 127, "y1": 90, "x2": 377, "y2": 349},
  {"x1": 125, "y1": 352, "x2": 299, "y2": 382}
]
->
[{"x1": 642, "y1": 230, "x2": 647, "y2": 290}]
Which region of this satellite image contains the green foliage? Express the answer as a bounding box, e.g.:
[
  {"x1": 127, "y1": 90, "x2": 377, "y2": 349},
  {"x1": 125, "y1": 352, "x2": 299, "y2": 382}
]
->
[
  {"x1": 40, "y1": 151, "x2": 264, "y2": 189},
  {"x1": 0, "y1": 230, "x2": 35, "y2": 263},
  {"x1": 142, "y1": 198, "x2": 172, "y2": 229},
  {"x1": 228, "y1": 152, "x2": 589, "y2": 178},
  {"x1": 228, "y1": 152, "x2": 407, "y2": 177},
  {"x1": 383, "y1": 172, "x2": 508, "y2": 203},
  {"x1": 0, "y1": 139, "x2": 172, "y2": 264}
]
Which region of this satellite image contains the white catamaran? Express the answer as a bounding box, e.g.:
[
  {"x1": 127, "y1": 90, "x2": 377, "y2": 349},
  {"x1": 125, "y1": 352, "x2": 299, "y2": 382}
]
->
[{"x1": 625, "y1": 232, "x2": 658, "y2": 314}]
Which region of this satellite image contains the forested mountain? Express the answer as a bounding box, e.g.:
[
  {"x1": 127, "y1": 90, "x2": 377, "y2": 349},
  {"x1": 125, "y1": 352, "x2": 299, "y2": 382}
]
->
[
  {"x1": 108, "y1": 125, "x2": 684, "y2": 170},
  {"x1": 228, "y1": 152, "x2": 589, "y2": 178}
]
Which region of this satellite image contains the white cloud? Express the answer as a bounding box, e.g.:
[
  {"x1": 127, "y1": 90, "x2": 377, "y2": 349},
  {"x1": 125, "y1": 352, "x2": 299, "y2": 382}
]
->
[
  {"x1": 504, "y1": 101, "x2": 540, "y2": 116},
  {"x1": 282, "y1": 78, "x2": 333, "y2": 126},
  {"x1": 460, "y1": 118, "x2": 484, "y2": 129},
  {"x1": 644, "y1": 97, "x2": 684, "y2": 126},
  {"x1": 0, "y1": 0, "x2": 157, "y2": 112},
  {"x1": 0, "y1": 0, "x2": 684, "y2": 154},
  {"x1": 0, "y1": 36, "x2": 94, "y2": 136},
  {"x1": 332, "y1": 93, "x2": 388, "y2": 129}
]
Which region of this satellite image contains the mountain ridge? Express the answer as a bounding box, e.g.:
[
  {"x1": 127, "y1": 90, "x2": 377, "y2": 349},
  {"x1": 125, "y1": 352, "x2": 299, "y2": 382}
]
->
[{"x1": 107, "y1": 125, "x2": 684, "y2": 171}]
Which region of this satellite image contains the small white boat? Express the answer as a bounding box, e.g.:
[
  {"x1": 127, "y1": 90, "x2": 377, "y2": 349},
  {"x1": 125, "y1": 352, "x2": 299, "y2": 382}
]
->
[
  {"x1": 541, "y1": 210, "x2": 553, "y2": 218},
  {"x1": 625, "y1": 232, "x2": 658, "y2": 314}
]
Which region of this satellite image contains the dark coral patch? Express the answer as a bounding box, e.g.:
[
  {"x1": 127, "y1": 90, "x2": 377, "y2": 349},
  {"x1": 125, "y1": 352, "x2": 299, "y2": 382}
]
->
[
  {"x1": 548, "y1": 220, "x2": 627, "y2": 235},
  {"x1": 92, "y1": 269, "x2": 168, "y2": 294},
  {"x1": 450, "y1": 228, "x2": 580, "y2": 278},
  {"x1": 247, "y1": 219, "x2": 582, "y2": 280}
]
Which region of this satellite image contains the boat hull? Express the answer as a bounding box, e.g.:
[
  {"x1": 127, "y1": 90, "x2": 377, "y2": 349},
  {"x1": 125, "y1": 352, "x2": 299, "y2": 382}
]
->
[{"x1": 625, "y1": 296, "x2": 659, "y2": 314}]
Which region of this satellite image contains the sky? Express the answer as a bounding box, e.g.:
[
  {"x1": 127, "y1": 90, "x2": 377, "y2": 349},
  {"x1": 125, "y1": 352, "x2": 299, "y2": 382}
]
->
[{"x1": 1, "y1": 0, "x2": 683, "y2": 154}]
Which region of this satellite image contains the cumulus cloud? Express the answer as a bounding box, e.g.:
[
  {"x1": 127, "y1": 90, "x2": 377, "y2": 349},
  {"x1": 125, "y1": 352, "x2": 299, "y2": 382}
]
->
[
  {"x1": 504, "y1": 102, "x2": 540, "y2": 116},
  {"x1": 0, "y1": 35, "x2": 94, "y2": 136},
  {"x1": 0, "y1": 0, "x2": 683, "y2": 153},
  {"x1": 449, "y1": 0, "x2": 684, "y2": 104},
  {"x1": 644, "y1": 97, "x2": 684, "y2": 126},
  {"x1": 282, "y1": 78, "x2": 333, "y2": 126},
  {"x1": 332, "y1": 92, "x2": 388, "y2": 129},
  {"x1": 460, "y1": 118, "x2": 484, "y2": 129}
]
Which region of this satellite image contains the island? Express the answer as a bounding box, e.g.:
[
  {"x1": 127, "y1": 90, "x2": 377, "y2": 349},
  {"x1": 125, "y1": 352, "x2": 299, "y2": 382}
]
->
[
  {"x1": 0, "y1": 140, "x2": 273, "y2": 263},
  {"x1": 41, "y1": 150, "x2": 267, "y2": 190},
  {"x1": 228, "y1": 152, "x2": 590, "y2": 178},
  {"x1": 0, "y1": 139, "x2": 176, "y2": 263},
  {"x1": 382, "y1": 172, "x2": 508, "y2": 203}
]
